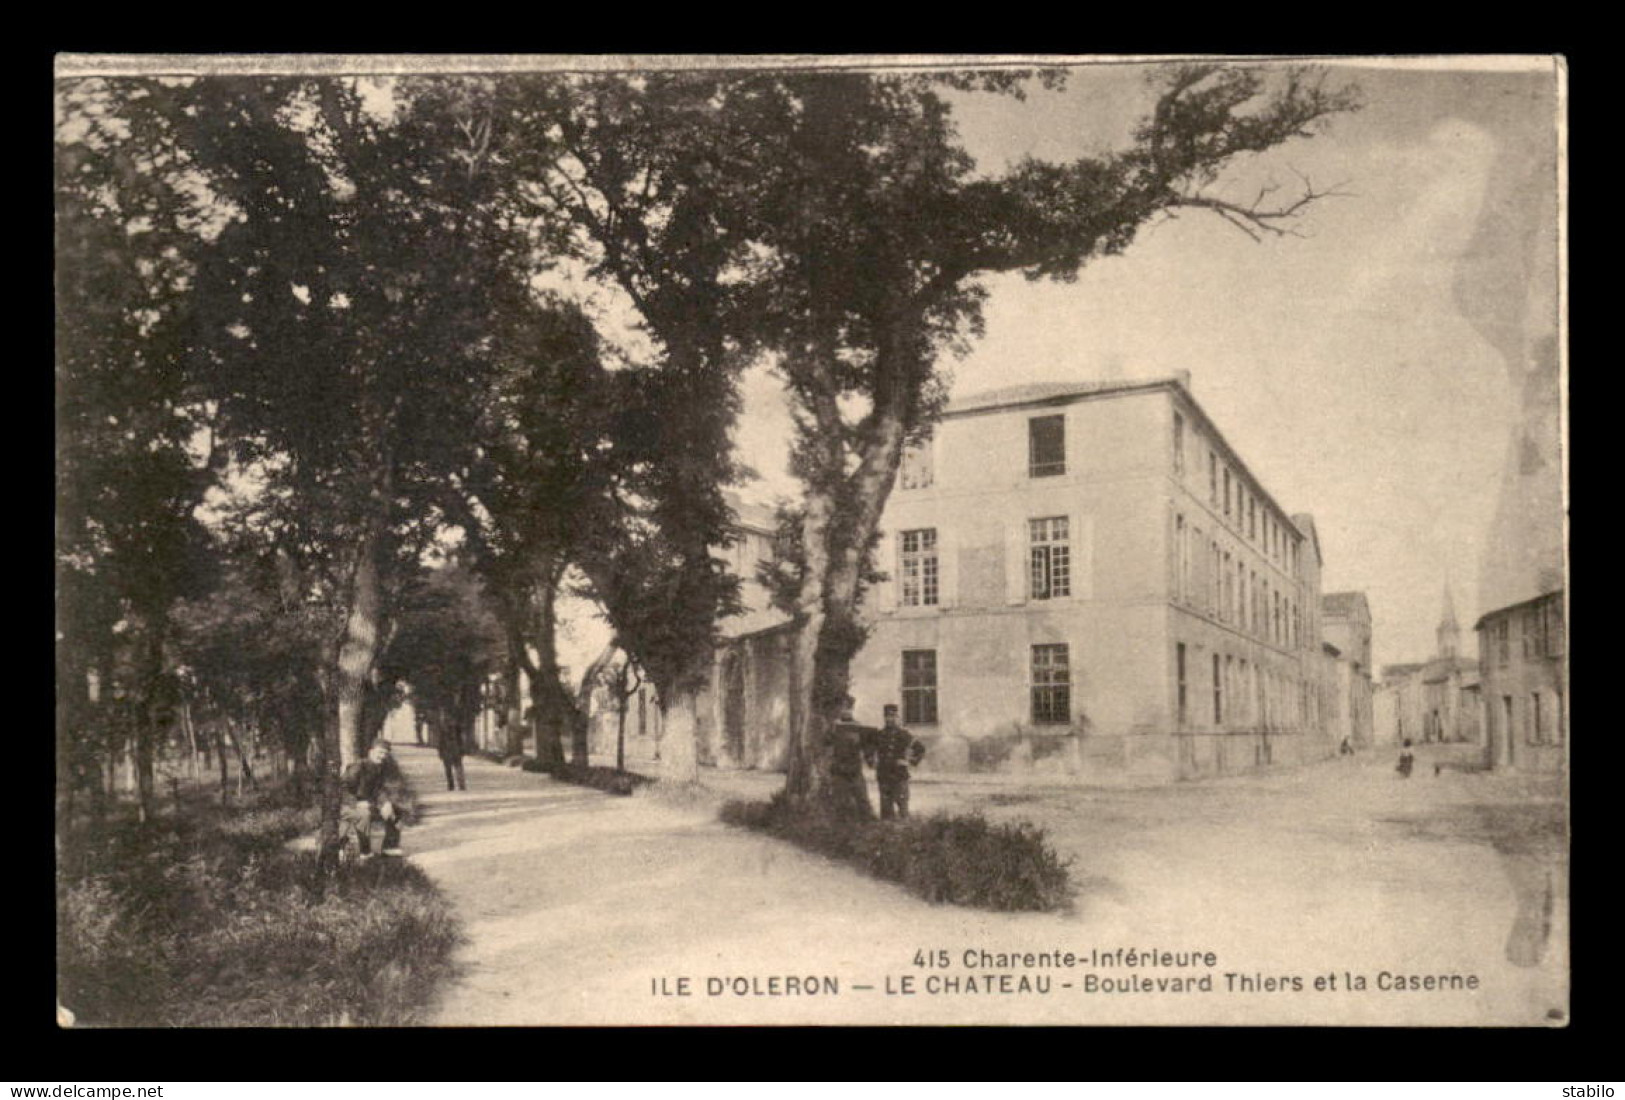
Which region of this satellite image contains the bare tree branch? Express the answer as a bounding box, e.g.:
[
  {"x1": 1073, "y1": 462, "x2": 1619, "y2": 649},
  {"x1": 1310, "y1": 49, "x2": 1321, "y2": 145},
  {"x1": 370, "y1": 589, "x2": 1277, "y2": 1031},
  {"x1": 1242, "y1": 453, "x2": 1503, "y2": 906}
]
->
[{"x1": 1175, "y1": 174, "x2": 1355, "y2": 241}]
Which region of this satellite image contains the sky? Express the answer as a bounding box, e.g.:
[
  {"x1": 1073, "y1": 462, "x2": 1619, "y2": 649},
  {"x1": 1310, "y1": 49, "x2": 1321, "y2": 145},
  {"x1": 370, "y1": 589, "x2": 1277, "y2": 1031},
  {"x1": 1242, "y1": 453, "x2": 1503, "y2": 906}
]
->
[
  {"x1": 730, "y1": 56, "x2": 1564, "y2": 673},
  {"x1": 80, "y1": 55, "x2": 1557, "y2": 680}
]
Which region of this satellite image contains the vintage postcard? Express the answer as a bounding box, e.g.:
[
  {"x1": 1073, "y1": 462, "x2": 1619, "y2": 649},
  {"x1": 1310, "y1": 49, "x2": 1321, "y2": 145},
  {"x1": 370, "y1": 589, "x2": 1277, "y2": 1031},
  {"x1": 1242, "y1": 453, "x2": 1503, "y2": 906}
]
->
[{"x1": 54, "y1": 53, "x2": 1566, "y2": 1027}]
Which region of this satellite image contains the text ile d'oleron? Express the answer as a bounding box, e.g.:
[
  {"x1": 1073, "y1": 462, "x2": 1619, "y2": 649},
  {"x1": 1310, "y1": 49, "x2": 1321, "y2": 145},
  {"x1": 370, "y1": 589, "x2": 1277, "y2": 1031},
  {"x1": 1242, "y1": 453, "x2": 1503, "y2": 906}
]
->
[{"x1": 650, "y1": 947, "x2": 1484, "y2": 998}]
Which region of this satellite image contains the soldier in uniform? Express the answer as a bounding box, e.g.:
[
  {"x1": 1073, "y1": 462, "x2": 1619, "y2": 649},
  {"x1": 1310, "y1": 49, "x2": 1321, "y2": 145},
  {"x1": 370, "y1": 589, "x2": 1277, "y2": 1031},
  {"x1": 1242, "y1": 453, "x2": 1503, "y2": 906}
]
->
[
  {"x1": 827, "y1": 695, "x2": 876, "y2": 821},
  {"x1": 865, "y1": 703, "x2": 926, "y2": 821}
]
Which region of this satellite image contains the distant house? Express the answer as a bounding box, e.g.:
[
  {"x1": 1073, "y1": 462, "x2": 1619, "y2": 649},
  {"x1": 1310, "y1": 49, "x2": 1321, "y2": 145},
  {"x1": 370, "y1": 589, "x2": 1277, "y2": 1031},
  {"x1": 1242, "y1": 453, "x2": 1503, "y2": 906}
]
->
[
  {"x1": 1373, "y1": 587, "x2": 1481, "y2": 747},
  {"x1": 618, "y1": 374, "x2": 1348, "y2": 783},
  {"x1": 845, "y1": 373, "x2": 1333, "y2": 781},
  {"x1": 586, "y1": 492, "x2": 794, "y2": 770},
  {"x1": 1475, "y1": 589, "x2": 1566, "y2": 773}
]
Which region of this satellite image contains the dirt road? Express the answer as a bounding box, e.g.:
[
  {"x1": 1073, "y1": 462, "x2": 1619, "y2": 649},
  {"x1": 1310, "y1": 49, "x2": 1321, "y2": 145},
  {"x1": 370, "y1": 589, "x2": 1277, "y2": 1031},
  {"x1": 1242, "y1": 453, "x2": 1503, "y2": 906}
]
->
[{"x1": 394, "y1": 744, "x2": 1566, "y2": 1026}]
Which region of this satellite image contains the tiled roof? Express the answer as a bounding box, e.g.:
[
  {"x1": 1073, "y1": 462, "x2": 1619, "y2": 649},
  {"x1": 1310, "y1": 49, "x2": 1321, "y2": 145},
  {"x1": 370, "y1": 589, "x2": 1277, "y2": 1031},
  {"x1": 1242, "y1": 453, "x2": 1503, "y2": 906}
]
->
[
  {"x1": 1472, "y1": 588, "x2": 1563, "y2": 631},
  {"x1": 948, "y1": 377, "x2": 1184, "y2": 415},
  {"x1": 1421, "y1": 656, "x2": 1479, "y2": 682}
]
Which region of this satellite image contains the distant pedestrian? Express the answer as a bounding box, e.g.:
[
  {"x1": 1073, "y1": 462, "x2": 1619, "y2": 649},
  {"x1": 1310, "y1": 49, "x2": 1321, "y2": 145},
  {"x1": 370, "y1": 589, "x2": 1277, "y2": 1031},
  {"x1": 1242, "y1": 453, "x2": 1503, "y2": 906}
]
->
[
  {"x1": 865, "y1": 703, "x2": 926, "y2": 821},
  {"x1": 1339, "y1": 737, "x2": 1354, "y2": 757},
  {"x1": 438, "y1": 720, "x2": 467, "y2": 792},
  {"x1": 343, "y1": 739, "x2": 406, "y2": 857},
  {"x1": 828, "y1": 695, "x2": 876, "y2": 821},
  {"x1": 1396, "y1": 739, "x2": 1414, "y2": 779}
]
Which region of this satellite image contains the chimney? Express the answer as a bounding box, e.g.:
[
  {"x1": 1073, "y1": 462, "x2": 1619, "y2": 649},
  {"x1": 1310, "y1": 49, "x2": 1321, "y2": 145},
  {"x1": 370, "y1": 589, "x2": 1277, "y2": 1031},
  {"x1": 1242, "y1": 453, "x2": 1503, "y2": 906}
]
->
[{"x1": 1174, "y1": 369, "x2": 1192, "y2": 393}]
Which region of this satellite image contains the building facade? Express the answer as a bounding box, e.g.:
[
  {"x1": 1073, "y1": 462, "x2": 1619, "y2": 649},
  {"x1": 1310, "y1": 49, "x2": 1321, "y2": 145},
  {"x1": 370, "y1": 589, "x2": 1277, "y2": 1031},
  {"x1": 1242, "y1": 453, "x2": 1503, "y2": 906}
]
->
[
  {"x1": 1475, "y1": 589, "x2": 1566, "y2": 773},
  {"x1": 841, "y1": 375, "x2": 1331, "y2": 782},
  {"x1": 1372, "y1": 587, "x2": 1482, "y2": 747},
  {"x1": 1322, "y1": 591, "x2": 1375, "y2": 748}
]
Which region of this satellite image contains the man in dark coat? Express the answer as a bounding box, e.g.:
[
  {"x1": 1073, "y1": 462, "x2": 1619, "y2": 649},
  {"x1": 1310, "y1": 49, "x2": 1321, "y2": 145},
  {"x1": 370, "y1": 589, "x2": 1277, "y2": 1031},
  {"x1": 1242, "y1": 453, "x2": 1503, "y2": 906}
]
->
[
  {"x1": 343, "y1": 739, "x2": 407, "y2": 856},
  {"x1": 438, "y1": 718, "x2": 467, "y2": 791},
  {"x1": 864, "y1": 703, "x2": 926, "y2": 821},
  {"x1": 828, "y1": 695, "x2": 876, "y2": 821}
]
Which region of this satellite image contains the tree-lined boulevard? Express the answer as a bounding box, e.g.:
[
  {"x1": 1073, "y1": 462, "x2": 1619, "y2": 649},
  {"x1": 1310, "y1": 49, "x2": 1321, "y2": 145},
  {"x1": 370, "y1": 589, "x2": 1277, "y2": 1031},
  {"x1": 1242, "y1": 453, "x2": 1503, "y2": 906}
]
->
[{"x1": 57, "y1": 62, "x2": 1360, "y2": 854}]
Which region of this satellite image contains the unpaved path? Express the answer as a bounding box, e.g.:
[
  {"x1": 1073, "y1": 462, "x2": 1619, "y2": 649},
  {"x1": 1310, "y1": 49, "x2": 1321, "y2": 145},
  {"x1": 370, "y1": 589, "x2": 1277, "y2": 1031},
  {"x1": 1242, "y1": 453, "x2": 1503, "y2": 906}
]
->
[{"x1": 393, "y1": 745, "x2": 1565, "y2": 1026}]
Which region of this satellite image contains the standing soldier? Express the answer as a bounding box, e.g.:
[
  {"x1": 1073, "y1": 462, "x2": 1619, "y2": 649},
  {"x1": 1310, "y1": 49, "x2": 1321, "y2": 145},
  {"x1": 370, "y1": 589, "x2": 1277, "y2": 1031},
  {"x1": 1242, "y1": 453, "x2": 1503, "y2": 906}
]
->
[
  {"x1": 865, "y1": 703, "x2": 926, "y2": 821},
  {"x1": 828, "y1": 695, "x2": 876, "y2": 821}
]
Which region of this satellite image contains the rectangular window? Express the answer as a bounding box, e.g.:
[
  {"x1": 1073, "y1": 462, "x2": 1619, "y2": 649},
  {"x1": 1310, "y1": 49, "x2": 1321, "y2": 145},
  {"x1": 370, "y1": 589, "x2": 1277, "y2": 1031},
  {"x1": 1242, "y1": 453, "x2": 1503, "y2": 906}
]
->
[
  {"x1": 1213, "y1": 653, "x2": 1223, "y2": 724},
  {"x1": 1209, "y1": 452, "x2": 1218, "y2": 504},
  {"x1": 1029, "y1": 415, "x2": 1066, "y2": 477},
  {"x1": 1495, "y1": 620, "x2": 1511, "y2": 666},
  {"x1": 1224, "y1": 654, "x2": 1234, "y2": 727},
  {"x1": 1029, "y1": 517, "x2": 1071, "y2": 599},
  {"x1": 1223, "y1": 467, "x2": 1233, "y2": 518},
  {"x1": 1192, "y1": 525, "x2": 1204, "y2": 608},
  {"x1": 1221, "y1": 551, "x2": 1233, "y2": 622},
  {"x1": 899, "y1": 528, "x2": 939, "y2": 607},
  {"x1": 1031, "y1": 644, "x2": 1071, "y2": 725},
  {"x1": 1176, "y1": 643, "x2": 1188, "y2": 728},
  {"x1": 899, "y1": 437, "x2": 934, "y2": 490},
  {"x1": 1210, "y1": 540, "x2": 1220, "y2": 616},
  {"x1": 1528, "y1": 692, "x2": 1542, "y2": 745},
  {"x1": 902, "y1": 649, "x2": 938, "y2": 725},
  {"x1": 1173, "y1": 412, "x2": 1185, "y2": 475},
  {"x1": 1249, "y1": 497, "x2": 1257, "y2": 541},
  {"x1": 1175, "y1": 514, "x2": 1187, "y2": 601}
]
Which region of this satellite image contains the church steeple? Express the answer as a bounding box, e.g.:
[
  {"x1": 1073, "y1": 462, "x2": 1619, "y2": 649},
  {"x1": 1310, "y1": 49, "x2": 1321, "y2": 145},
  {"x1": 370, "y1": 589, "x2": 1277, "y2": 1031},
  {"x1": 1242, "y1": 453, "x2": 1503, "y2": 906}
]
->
[{"x1": 1437, "y1": 583, "x2": 1460, "y2": 659}]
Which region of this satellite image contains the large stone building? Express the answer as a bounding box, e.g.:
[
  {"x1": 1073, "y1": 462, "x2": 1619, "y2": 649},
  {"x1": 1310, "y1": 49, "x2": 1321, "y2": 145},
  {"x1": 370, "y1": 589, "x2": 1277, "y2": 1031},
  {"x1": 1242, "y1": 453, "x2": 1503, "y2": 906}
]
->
[
  {"x1": 607, "y1": 375, "x2": 1346, "y2": 783},
  {"x1": 1475, "y1": 589, "x2": 1565, "y2": 773}
]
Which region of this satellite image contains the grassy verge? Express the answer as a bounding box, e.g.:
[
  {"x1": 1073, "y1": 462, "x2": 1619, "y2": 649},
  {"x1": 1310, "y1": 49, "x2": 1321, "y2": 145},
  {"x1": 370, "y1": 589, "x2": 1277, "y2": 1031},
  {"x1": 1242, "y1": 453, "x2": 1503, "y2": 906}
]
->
[
  {"x1": 520, "y1": 757, "x2": 655, "y2": 796},
  {"x1": 721, "y1": 790, "x2": 1074, "y2": 912},
  {"x1": 57, "y1": 781, "x2": 460, "y2": 1027}
]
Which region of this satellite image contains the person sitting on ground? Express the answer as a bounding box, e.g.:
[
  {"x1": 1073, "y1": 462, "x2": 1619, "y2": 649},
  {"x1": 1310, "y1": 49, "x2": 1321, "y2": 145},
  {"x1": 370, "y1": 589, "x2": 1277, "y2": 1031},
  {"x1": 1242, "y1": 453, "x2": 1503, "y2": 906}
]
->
[{"x1": 343, "y1": 738, "x2": 407, "y2": 857}]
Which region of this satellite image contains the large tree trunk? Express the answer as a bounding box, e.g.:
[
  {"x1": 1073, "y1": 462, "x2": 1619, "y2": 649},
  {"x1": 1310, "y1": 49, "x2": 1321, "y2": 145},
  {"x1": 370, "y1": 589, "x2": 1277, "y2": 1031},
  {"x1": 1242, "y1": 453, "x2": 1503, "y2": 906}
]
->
[
  {"x1": 784, "y1": 400, "x2": 909, "y2": 815},
  {"x1": 529, "y1": 573, "x2": 570, "y2": 769},
  {"x1": 130, "y1": 616, "x2": 167, "y2": 825},
  {"x1": 320, "y1": 481, "x2": 389, "y2": 865},
  {"x1": 502, "y1": 658, "x2": 526, "y2": 758},
  {"x1": 660, "y1": 692, "x2": 699, "y2": 784}
]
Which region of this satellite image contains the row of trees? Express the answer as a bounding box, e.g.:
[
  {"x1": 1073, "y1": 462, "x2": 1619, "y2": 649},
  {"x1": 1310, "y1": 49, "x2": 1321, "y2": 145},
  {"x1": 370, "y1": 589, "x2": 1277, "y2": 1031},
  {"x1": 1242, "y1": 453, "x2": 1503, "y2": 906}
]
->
[{"x1": 56, "y1": 63, "x2": 1358, "y2": 848}]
